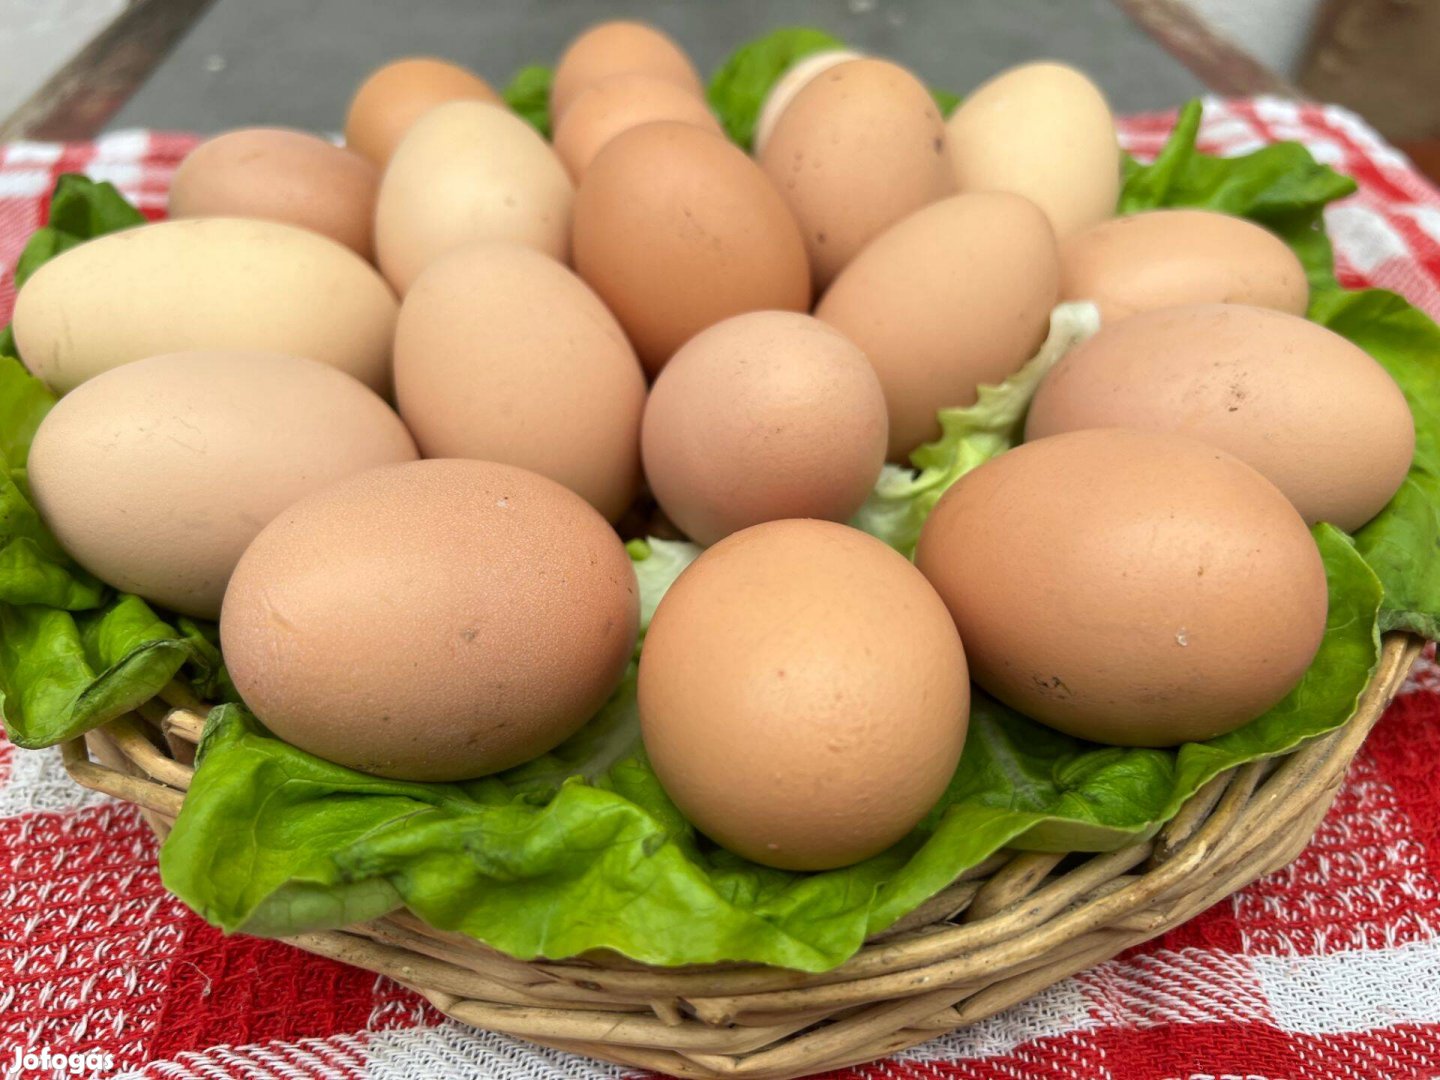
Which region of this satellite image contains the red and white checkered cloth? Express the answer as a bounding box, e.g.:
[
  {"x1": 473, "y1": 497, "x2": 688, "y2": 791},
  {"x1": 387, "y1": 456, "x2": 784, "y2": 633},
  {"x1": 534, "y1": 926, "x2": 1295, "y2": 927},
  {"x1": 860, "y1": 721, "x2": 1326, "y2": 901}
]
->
[{"x1": 2, "y1": 99, "x2": 1440, "y2": 1080}]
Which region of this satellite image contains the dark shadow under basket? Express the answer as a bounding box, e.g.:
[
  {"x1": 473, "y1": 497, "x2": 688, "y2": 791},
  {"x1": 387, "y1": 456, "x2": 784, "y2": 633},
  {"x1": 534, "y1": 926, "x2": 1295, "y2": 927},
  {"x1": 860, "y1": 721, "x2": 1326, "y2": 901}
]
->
[{"x1": 60, "y1": 632, "x2": 1424, "y2": 1079}]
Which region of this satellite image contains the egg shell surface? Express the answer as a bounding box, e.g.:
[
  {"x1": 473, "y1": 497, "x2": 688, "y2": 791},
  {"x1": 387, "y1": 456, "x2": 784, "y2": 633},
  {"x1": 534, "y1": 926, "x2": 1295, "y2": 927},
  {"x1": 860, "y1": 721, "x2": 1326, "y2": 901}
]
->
[{"x1": 344, "y1": 57, "x2": 500, "y2": 165}]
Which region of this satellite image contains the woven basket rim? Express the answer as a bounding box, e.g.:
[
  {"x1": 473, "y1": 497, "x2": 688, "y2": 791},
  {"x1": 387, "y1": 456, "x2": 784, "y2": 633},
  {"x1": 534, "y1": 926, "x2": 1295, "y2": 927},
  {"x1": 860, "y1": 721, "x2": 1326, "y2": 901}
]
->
[{"x1": 58, "y1": 631, "x2": 1423, "y2": 1080}]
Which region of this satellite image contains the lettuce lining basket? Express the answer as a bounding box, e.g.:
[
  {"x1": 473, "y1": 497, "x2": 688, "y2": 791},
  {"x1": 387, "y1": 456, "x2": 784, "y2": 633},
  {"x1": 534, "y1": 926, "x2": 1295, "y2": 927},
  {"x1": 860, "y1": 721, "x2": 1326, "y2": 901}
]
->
[{"x1": 61, "y1": 632, "x2": 1420, "y2": 1080}]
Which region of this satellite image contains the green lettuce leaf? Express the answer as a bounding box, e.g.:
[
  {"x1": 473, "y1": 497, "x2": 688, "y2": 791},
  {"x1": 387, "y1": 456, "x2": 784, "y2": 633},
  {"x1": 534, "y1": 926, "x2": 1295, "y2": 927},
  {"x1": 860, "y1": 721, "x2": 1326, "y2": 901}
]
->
[
  {"x1": 853, "y1": 301, "x2": 1100, "y2": 555},
  {"x1": 707, "y1": 26, "x2": 845, "y2": 148},
  {"x1": 503, "y1": 64, "x2": 554, "y2": 137},
  {"x1": 1312, "y1": 288, "x2": 1440, "y2": 638},
  {"x1": 1121, "y1": 101, "x2": 1440, "y2": 638},
  {"x1": 1119, "y1": 99, "x2": 1357, "y2": 291},
  {"x1": 161, "y1": 528, "x2": 1378, "y2": 970}
]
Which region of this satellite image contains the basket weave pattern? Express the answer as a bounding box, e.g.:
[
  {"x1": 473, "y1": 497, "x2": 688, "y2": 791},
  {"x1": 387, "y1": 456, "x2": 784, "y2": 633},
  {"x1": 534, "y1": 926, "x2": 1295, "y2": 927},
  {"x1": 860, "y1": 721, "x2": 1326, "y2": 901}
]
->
[{"x1": 60, "y1": 633, "x2": 1422, "y2": 1080}]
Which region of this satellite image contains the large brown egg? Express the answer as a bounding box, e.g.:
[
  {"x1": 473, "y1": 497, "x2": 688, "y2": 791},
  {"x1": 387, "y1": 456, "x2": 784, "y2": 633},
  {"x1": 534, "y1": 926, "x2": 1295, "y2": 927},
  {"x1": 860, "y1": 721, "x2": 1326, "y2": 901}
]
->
[
  {"x1": 27, "y1": 352, "x2": 417, "y2": 619},
  {"x1": 344, "y1": 57, "x2": 500, "y2": 165},
  {"x1": 395, "y1": 243, "x2": 647, "y2": 521},
  {"x1": 1060, "y1": 210, "x2": 1309, "y2": 323},
  {"x1": 553, "y1": 72, "x2": 721, "y2": 182},
  {"x1": 641, "y1": 311, "x2": 887, "y2": 545},
  {"x1": 639, "y1": 519, "x2": 969, "y2": 870},
  {"x1": 221, "y1": 460, "x2": 638, "y2": 782},
  {"x1": 550, "y1": 21, "x2": 704, "y2": 122},
  {"x1": 915, "y1": 429, "x2": 1328, "y2": 746},
  {"x1": 573, "y1": 122, "x2": 810, "y2": 376},
  {"x1": 1025, "y1": 304, "x2": 1414, "y2": 531},
  {"x1": 946, "y1": 62, "x2": 1120, "y2": 239},
  {"x1": 816, "y1": 192, "x2": 1059, "y2": 460},
  {"x1": 375, "y1": 101, "x2": 573, "y2": 295},
  {"x1": 759, "y1": 58, "x2": 955, "y2": 290},
  {"x1": 14, "y1": 218, "x2": 398, "y2": 395},
  {"x1": 169, "y1": 128, "x2": 379, "y2": 258}
]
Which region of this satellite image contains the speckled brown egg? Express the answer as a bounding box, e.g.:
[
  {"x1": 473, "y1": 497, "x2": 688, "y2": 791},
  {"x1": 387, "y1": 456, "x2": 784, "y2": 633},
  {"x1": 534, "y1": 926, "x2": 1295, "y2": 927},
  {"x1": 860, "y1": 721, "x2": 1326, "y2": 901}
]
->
[
  {"x1": 221, "y1": 459, "x2": 638, "y2": 782},
  {"x1": 753, "y1": 49, "x2": 863, "y2": 155},
  {"x1": 946, "y1": 62, "x2": 1119, "y2": 238},
  {"x1": 915, "y1": 429, "x2": 1328, "y2": 747},
  {"x1": 550, "y1": 20, "x2": 704, "y2": 122},
  {"x1": 375, "y1": 101, "x2": 573, "y2": 295},
  {"x1": 641, "y1": 311, "x2": 887, "y2": 545},
  {"x1": 1025, "y1": 304, "x2": 1414, "y2": 531},
  {"x1": 639, "y1": 519, "x2": 969, "y2": 870},
  {"x1": 14, "y1": 218, "x2": 398, "y2": 394},
  {"x1": 573, "y1": 122, "x2": 811, "y2": 375},
  {"x1": 816, "y1": 192, "x2": 1059, "y2": 460},
  {"x1": 759, "y1": 58, "x2": 955, "y2": 290},
  {"x1": 27, "y1": 352, "x2": 417, "y2": 619},
  {"x1": 395, "y1": 242, "x2": 646, "y2": 521},
  {"x1": 169, "y1": 128, "x2": 380, "y2": 258},
  {"x1": 344, "y1": 57, "x2": 500, "y2": 165},
  {"x1": 1059, "y1": 209, "x2": 1310, "y2": 323},
  {"x1": 553, "y1": 72, "x2": 721, "y2": 182}
]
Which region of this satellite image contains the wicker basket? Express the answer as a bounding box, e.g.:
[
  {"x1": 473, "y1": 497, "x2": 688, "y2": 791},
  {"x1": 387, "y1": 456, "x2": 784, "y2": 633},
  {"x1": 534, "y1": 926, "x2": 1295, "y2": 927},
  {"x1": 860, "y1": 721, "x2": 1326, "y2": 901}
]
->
[{"x1": 58, "y1": 632, "x2": 1422, "y2": 1079}]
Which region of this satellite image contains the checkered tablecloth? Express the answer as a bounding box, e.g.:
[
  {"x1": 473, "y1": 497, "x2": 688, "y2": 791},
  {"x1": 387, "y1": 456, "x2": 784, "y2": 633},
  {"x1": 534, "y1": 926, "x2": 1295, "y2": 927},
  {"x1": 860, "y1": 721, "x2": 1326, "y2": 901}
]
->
[{"x1": 2, "y1": 99, "x2": 1440, "y2": 1080}]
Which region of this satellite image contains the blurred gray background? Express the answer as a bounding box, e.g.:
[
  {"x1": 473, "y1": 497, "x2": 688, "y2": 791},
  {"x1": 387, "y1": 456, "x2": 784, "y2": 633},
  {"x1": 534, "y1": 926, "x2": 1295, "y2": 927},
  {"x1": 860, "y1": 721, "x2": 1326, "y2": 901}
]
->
[{"x1": 0, "y1": 0, "x2": 1328, "y2": 136}]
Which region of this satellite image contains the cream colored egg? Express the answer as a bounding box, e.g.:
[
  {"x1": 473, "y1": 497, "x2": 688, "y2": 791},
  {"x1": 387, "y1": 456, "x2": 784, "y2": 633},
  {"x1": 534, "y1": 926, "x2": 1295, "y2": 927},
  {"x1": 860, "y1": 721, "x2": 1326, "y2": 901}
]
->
[
  {"x1": 221, "y1": 459, "x2": 638, "y2": 782},
  {"x1": 27, "y1": 352, "x2": 417, "y2": 619},
  {"x1": 753, "y1": 49, "x2": 863, "y2": 155},
  {"x1": 395, "y1": 242, "x2": 646, "y2": 521},
  {"x1": 946, "y1": 62, "x2": 1120, "y2": 238},
  {"x1": 760, "y1": 58, "x2": 955, "y2": 290},
  {"x1": 816, "y1": 192, "x2": 1059, "y2": 460},
  {"x1": 13, "y1": 218, "x2": 398, "y2": 394},
  {"x1": 374, "y1": 101, "x2": 573, "y2": 295}
]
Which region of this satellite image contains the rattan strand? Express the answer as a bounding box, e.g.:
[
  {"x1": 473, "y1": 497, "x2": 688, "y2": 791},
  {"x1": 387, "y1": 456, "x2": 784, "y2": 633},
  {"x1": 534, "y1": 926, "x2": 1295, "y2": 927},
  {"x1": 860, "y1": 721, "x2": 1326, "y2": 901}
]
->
[{"x1": 60, "y1": 632, "x2": 1422, "y2": 1079}]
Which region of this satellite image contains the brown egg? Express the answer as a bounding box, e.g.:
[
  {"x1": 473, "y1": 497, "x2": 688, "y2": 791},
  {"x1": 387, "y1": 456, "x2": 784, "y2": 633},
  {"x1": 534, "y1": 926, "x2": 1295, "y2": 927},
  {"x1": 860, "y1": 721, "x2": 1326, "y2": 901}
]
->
[
  {"x1": 1060, "y1": 209, "x2": 1310, "y2": 323},
  {"x1": 374, "y1": 101, "x2": 573, "y2": 295},
  {"x1": 759, "y1": 59, "x2": 955, "y2": 290},
  {"x1": 916, "y1": 429, "x2": 1328, "y2": 746},
  {"x1": 553, "y1": 72, "x2": 721, "y2": 182},
  {"x1": 344, "y1": 57, "x2": 500, "y2": 165},
  {"x1": 14, "y1": 218, "x2": 398, "y2": 395},
  {"x1": 816, "y1": 192, "x2": 1059, "y2": 460},
  {"x1": 550, "y1": 21, "x2": 703, "y2": 123},
  {"x1": 27, "y1": 352, "x2": 417, "y2": 619},
  {"x1": 641, "y1": 312, "x2": 887, "y2": 545},
  {"x1": 221, "y1": 459, "x2": 638, "y2": 782},
  {"x1": 639, "y1": 519, "x2": 969, "y2": 870},
  {"x1": 395, "y1": 242, "x2": 646, "y2": 521},
  {"x1": 169, "y1": 128, "x2": 379, "y2": 259},
  {"x1": 946, "y1": 62, "x2": 1119, "y2": 239},
  {"x1": 573, "y1": 122, "x2": 811, "y2": 376},
  {"x1": 1025, "y1": 304, "x2": 1414, "y2": 531},
  {"x1": 754, "y1": 49, "x2": 864, "y2": 155}
]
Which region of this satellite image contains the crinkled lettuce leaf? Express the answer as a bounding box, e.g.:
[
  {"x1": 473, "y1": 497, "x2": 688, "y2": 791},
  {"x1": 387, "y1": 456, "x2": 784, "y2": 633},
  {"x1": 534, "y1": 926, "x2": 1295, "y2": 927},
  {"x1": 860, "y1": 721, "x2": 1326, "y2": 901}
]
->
[
  {"x1": 161, "y1": 527, "x2": 1379, "y2": 969},
  {"x1": 0, "y1": 176, "x2": 224, "y2": 749},
  {"x1": 502, "y1": 64, "x2": 554, "y2": 137},
  {"x1": 853, "y1": 301, "x2": 1100, "y2": 555}
]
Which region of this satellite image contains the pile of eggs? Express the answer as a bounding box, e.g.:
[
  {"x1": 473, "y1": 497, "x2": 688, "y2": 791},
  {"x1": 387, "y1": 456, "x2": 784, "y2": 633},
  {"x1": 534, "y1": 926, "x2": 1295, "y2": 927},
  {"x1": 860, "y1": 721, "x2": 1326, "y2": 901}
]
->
[{"x1": 15, "y1": 22, "x2": 1415, "y2": 871}]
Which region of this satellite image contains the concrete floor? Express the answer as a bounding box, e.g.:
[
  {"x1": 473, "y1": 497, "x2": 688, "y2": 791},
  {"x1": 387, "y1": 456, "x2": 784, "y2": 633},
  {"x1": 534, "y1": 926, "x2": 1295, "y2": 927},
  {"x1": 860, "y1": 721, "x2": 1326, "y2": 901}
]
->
[{"x1": 109, "y1": 0, "x2": 1206, "y2": 134}]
